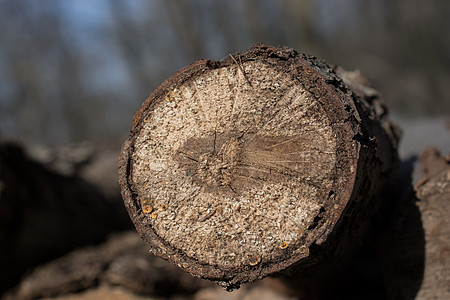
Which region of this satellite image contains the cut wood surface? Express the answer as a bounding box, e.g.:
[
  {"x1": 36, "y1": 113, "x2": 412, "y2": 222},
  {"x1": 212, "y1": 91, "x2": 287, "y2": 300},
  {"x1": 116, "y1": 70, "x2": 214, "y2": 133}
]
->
[{"x1": 118, "y1": 45, "x2": 400, "y2": 288}]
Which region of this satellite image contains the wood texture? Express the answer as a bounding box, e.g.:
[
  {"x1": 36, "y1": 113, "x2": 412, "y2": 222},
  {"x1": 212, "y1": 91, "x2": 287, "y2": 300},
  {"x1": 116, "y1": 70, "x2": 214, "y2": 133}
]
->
[
  {"x1": 415, "y1": 149, "x2": 449, "y2": 299},
  {"x1": 118, "y1": 45, "x2": 400, "y2": 289}
]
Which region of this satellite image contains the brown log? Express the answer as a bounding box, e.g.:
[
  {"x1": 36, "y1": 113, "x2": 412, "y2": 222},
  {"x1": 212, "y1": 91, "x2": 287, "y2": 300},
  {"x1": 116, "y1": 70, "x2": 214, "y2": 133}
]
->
[
  {"x1": 0, "y1": 140, "x2": 131, "y2": 294},
  {"x1": 4, "y1": 231, "x2": 209, "y2": 300},
  {"x1": 118, "y1": 45, "x2": 400, "y2": 289},
  {"x1": 413, "y1": 149, "x2": 449, "y2": 299},
  {"x1": 380, "y1": 148, "x2": 450, "y2": 299}
]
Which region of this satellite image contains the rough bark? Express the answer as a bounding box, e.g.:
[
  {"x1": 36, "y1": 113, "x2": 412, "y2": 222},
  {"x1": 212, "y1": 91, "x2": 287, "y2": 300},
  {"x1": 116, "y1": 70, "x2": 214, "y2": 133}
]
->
[
  {"x1": 380, "y1": 148, "x2": 449, "y2": 299},
  {"x1": 414, "y1": 149, "x2": 449, "y2": 299},
  {"x1": 118, "y1": 45, "x2": 400, "y2": 289}
]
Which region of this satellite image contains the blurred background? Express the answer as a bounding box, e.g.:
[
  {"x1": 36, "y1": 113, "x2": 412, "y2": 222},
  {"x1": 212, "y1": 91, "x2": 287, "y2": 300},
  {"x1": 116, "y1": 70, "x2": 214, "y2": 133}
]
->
[
  {"x1": 0, "y1": 0, "x2": 449, "y2": 299},
  {"x1": 0, "y1": 0, "x2": 449, "y2": 146}
]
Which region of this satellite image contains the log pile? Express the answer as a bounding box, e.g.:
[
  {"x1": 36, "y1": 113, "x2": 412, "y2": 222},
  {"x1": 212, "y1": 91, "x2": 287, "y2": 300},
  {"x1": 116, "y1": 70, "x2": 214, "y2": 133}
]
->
[{"x1": 2, "y1": 45, "x2": 448, "y2": 299}]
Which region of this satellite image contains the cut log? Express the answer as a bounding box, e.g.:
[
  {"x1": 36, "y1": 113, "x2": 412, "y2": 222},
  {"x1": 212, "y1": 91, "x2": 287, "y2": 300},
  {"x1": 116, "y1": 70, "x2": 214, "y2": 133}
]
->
[{"x1": 118, "y1": 45, "x2": 400, "y2": 289}]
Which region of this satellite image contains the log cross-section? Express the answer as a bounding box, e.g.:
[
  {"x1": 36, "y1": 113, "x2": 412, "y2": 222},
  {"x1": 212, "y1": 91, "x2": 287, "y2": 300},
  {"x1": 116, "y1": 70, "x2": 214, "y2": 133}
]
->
[{"x1": 118, "y1": 45, "x2": 399, "y2": 289}]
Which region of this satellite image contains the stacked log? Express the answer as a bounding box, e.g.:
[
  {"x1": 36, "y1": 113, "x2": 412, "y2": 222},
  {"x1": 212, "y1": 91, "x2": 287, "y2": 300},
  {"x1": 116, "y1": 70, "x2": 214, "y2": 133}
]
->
[{"x1": 119, "y1": 45, "x2": 400, "y2": 289}]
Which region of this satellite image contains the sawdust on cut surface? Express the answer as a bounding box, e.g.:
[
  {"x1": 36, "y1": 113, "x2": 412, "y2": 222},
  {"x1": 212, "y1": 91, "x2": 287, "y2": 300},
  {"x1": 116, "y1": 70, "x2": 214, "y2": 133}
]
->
[{"x1": 131, "y1": 60, "x2": 338, "y2": 268}]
